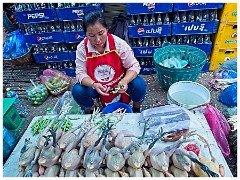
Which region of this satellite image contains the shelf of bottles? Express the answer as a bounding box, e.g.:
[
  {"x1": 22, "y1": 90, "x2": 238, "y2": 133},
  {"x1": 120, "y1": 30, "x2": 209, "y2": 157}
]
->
[
  {"x1": 55, "y1": 3, "x2": 104, "y2": 77},
  {"x1": 172, "y1": 3, "x2": 224, "y2": 71},
  {"x1": 14, "y1": 3, "x2": 103, "y2": 77},
  {"x1": 126, "y1": 3, "x2": 173, "y2": 75}
]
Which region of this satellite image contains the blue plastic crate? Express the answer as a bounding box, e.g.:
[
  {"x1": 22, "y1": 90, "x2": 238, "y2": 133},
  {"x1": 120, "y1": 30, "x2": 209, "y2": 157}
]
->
[
  {"x1": 14, "y1": 9, "x2": 58, "y2": 24},
  {"x1": 172, "y1": 21, "x2": 219, "y2": 35},
  {"x1": 201, "y1": 60, "x2": 210, "y2": 72},
  {"x1": 128, "y1": 24, "x2": 171, "y2": 38},
  {"x1": 58, "y1": 68, "x2": 76, "y2": 77},
  {"x1": 126, "y1": 3, "x2": 173, "y2": 14},
  {"x1": 63, "y1": 31, "x2": 85, "y2": 43},
  {"x1": 173, "y1": 3, "x2": 224, "y2": 11},
  {"x1": 69, "y1": 51, "x2": 76, "y2": 61},
  {"x1": 25, "y1": 31, "x2": 65, "y2": 45},
  {"x1": 140, "y1": 65, "x2": 156, "y2": 75},
  {"x1": 56, "y1": 4, "x2": 103, "y2": 21},
  {"x1": 132, "y1": 47, "x2": 158, "y2": 57},
  {"x1": 33, "y1": 52, "x2": 70, "y2": 63},
  {"x1": 189, "y1": 43, "x2": 212, "y2": 55}
]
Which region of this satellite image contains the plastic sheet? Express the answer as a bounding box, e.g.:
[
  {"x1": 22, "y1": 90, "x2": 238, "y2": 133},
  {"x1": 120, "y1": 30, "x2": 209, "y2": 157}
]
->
[
  {"x1": 139, "y1": 104, "x2": 190, "y2": 136},
  {"x1": 160, "y1": 57, "x2": 188, "y2": 68}
]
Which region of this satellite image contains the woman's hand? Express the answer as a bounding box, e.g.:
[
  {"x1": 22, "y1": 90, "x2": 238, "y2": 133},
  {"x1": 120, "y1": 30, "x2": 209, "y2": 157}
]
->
[
  {"x1": 92, "y1": 82, "x2": 110, "y2": 96},
  {"x1": 117, "y1": 79, "x2": 128, "y2": 93}
]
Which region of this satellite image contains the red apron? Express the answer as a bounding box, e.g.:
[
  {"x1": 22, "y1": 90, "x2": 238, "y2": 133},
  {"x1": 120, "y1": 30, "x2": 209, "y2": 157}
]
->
[{"x1": 84, "y1": 33, "x2": 131, "y2": 106}]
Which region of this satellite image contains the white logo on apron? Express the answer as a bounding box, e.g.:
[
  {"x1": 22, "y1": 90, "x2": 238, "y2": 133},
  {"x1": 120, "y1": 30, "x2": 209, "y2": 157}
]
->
[{"x1": 94, "y1": 64, "x2": 115, "y2": 82}]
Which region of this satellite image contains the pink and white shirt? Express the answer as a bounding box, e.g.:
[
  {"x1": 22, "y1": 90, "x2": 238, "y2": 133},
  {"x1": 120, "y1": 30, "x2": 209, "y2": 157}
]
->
[{"x1": 75, "y1": 34, "x2": 141, "y2": 84}]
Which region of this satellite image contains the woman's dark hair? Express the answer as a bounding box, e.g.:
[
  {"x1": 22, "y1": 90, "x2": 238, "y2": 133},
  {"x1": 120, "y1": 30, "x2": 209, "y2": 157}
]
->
[{"x1": 83, "y1": 10, "x2": 108, "y2": 34}]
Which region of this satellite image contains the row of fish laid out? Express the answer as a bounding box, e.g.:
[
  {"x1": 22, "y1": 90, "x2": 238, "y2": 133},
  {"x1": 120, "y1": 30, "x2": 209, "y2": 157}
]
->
[{"x1": 17, "y1": 107, "x2": 225, "y2": 177}]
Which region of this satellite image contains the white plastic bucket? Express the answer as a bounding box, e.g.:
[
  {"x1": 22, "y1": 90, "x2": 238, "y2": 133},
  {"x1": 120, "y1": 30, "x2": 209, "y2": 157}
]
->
[{"x1": 167, "y1": 81, "x2": 210, "y2": 109}]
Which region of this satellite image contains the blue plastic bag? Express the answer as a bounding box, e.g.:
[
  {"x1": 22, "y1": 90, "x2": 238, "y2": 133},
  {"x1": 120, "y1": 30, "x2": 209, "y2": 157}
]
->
[
  {"x1": 219, "y1": 57, "x2": 237, "y2": 72},
  {"x1": 219, "y1": 82, "x2": 237, "y2": 107},
  {"x1": 3, "y1": 29, "x2": 28, "y2": 59}
]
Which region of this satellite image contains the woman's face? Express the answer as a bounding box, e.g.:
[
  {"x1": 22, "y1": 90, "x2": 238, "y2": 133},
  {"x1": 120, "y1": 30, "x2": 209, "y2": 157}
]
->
[{"x1": 86, "y1": 21, "x2": 108, "y2": 49}]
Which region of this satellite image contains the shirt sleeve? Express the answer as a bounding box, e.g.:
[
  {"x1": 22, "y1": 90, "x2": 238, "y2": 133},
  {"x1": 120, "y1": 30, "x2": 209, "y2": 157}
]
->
[
  {"x1": 113, "y1": 35, "x2": 141, "y2": 74},
  {"x1": 75, "y1": 39, "x2": 89, "y2": 84}
]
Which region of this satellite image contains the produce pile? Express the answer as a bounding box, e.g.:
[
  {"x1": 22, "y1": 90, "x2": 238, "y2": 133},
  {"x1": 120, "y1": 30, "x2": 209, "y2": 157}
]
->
[
  {"x1": 17, "y1": 108, "x2": 226, "y2": 177},
  {"x1": 30, "y1": 116, "x2": 73, "y2": 136},
  {"x1": 26, "y1": 84, "x2": 49, "y2": 105},
  {"x1": 40, "y1": 69, "x2": 71, "y2": 96}
]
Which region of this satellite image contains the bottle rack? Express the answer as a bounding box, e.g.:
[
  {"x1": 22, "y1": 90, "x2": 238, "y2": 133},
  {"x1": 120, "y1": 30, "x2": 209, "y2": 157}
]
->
[
  {"x1": 14, "y1": 3, "x2": 104, "y2": 77},
  {"x1": 172, "y1": 3, "x2": 224, "y2": 71},
  {"x1": 126, "y1": 3, "x2": 173, "y2": 75},
  {"x1": 55, "y1": 3, "x2": 104, "y2": 77}
]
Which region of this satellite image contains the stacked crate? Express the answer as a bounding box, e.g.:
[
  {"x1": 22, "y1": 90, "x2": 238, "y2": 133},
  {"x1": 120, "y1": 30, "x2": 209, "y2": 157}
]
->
[
  {"x1": 14, "y1": 3, "x2": 103, "y2": 77},
  {"x1": 14, "y1": 3, "x2": 70, "y2": 72},
  {"x1": 209, "y1": 3, "x2": 237, "y2": 71},
  {"x1": 55, "y1": 3, "x2": 103, "y2": 76},
  {"x1": 126, "y1": 3, "x2": 173, "y2": 75},
  {"x1": 172, "y1": 3, "x2": 224, "y2": 72}
]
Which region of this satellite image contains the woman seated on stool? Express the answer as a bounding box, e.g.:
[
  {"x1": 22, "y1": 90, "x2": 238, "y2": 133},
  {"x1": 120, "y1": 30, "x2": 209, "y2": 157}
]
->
[{"x1": 72, "y1": 10, "x2": 147, "y2": 114}]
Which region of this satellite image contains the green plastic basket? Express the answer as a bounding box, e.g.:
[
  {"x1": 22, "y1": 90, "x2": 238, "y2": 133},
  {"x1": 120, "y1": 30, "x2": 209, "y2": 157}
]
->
[{"x1": 153, "y1": 44, "x2": 207, "y2": 90}]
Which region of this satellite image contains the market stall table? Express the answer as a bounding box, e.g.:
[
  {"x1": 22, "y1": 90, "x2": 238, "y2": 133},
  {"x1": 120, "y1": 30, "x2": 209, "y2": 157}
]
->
[{"x1": 3, "y1": 111, "x2": 233, "y2": 177}]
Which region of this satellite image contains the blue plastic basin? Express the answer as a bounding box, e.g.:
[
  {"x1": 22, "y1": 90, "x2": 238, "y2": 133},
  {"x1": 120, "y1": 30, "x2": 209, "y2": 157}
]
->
[{"x1": 102, "y1": 102, "x2": 133, "y2": 114}]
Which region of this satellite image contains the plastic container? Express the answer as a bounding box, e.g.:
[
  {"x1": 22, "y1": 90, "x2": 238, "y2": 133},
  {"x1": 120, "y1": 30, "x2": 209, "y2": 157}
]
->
[
  {"x1": 3, "y1": 98, "x2": 25, "y2": 131},
  {"x1": 213, "y1": 23, "x2": 237, "y2": 49},
  {"x1": 209, "y1": 47, "x2": 237, "y2": 71},
  {"x1": 6, "y1": 88, "x2": 17, "y2": 98},
  {"x1": 3, "y1": 126, "x2": 18, "y2": 160},
  {"x1": 102, "y1": 102, "x2": 133, "y2": 114},
  {"x1": 167, "y1": 81, "x2": 210, "y2": 109},
  {"x1": 153, "y1": 44, "x2": 207, "y2": 90},
  {"x1": 6, "y1": 88, "x2": 26, "y2": 117},
  {"x1": 219, "y1": 3, "x2": 237, "y2": 24}
]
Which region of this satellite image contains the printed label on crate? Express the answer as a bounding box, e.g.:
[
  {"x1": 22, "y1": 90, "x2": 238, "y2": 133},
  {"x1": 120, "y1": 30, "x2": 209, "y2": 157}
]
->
[
  {"x1": 187, "y1": 3, "x2": 207, "y2": 7},
  {"x1": 56, "y1": 4, "x2": 102, "y2": 21},
  {"x1": 63, "y1": 31, "x2": 85, "y2": 43},
  {"x1": 225, "y1": 32, "x2": 237, "y2": 44},
  {"x1": 128, "y1": 25, "x2": 171, "y2": 38},
  {"x1": 14, "y1": 9, "x2": 58, "y2": 23},
  {"x1": 127, "y1": 3, "x2": 173, "y2": 14},
  {"x1": 132, "y1": 47, "x2": 157, "y2": 57},
  {"x1": 33, "y1": 52, "x2": 70, "y2": 63},
  {"x1": 140, "y1": 66, "x2": 156, "y2": 75},
  {"x1": 25, "y1": 32, "x2": 65, "y2": 44},
  {"x1": 232, "y1": 11, "x2": 237, "y2": 16},
  {"x1": 173, "y1": 3, "x2": 224, "y2": 11},
  {"x1": 172, "y1": 21, "x2": 219, "y2": 35},
  {"x1": 143, "y1": 3, "x2": 155, "y2": 10}
]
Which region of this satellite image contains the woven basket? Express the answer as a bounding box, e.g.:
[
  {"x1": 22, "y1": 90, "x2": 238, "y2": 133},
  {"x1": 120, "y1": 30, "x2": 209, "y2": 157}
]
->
[
  {"x1": 4, "y1": 47, "x2": 35, "y2": 65},
  {"x1": 153, "y1": 45, "x2": 207, "y2": 90}
]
